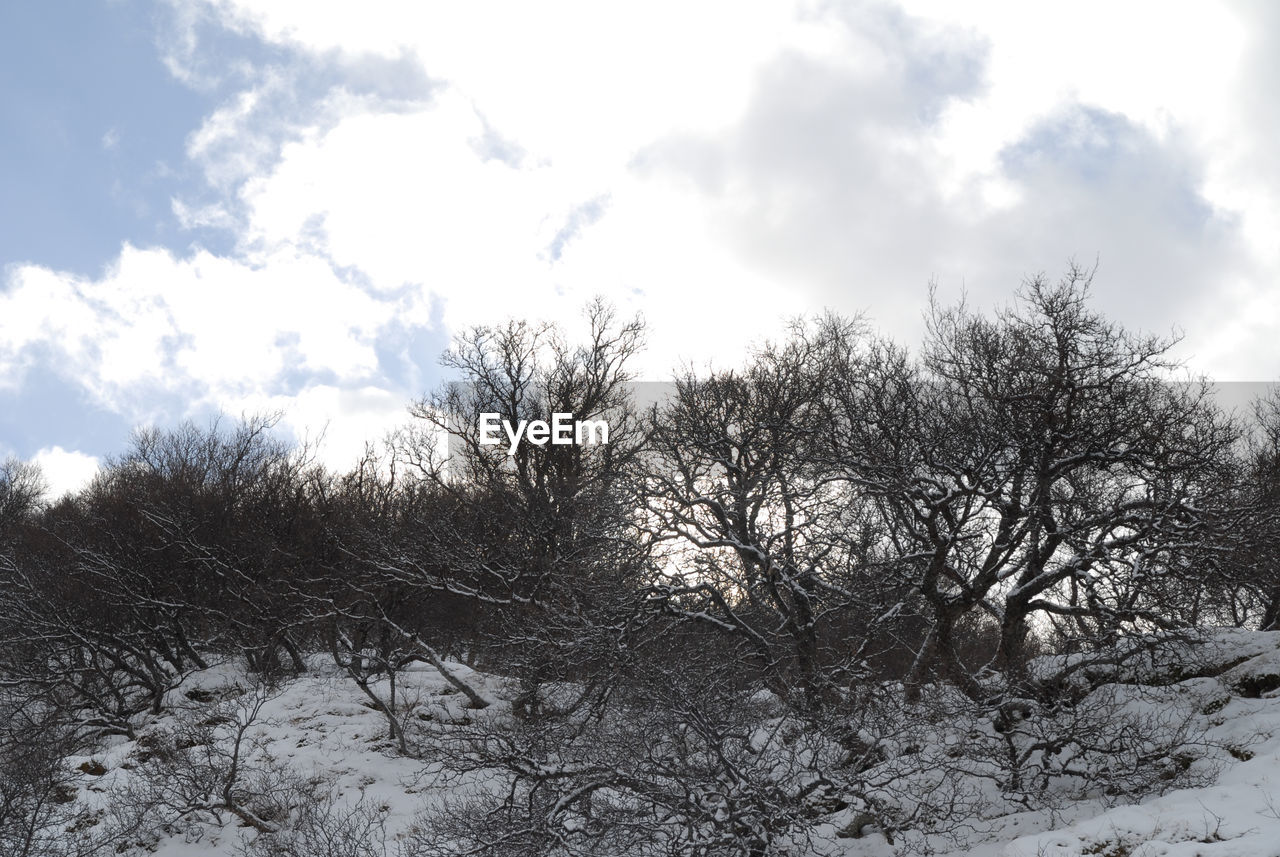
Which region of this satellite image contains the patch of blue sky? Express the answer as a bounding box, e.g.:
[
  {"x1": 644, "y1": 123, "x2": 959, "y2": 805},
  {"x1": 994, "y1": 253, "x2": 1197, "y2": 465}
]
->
[
  {"x1": 0, "y1": 0, "x2": 267, "y2": 273},
  {"x1": 545, "y1": 195, "x2": 610, "y2": 263},
  {"x1": 0, "y1": 2, "x2": 444, "y2": 467},
  {"x1": 370, "y1": 302, "x2": 451, "y2": 392},
  {"x1": 0, "y1": 363, "x2": 137, "y2": 459},
  {"x1": 0, "y1": 2, "x2": 441, "y2": 274}
]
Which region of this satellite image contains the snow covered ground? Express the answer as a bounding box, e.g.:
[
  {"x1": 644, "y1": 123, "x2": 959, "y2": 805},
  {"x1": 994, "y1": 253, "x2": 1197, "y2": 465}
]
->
[
  {"x1": 930, "y1": 629, "x2": 1280, "y2": 857},
  {"x1": 56, "y1": 631, "x2": 1280, "y2": 856},
  {"x1": 64, "y1": 658, "x2": 507, "y2": 855}
]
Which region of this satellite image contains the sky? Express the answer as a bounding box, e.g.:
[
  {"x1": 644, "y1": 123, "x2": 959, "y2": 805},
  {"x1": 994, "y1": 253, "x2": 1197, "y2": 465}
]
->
[{"x1": 1, "y1": 0, "x2": 1278, "y2": 497}]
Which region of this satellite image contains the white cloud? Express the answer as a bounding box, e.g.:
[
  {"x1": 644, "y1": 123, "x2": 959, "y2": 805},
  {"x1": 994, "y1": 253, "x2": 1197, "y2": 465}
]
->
[
  {"x1": 174, "y1": 0, "x2": 1276, "y2": 381},
  {"x1": 10, "y1": 0, "x2": 1280, "y2": 482},
  {"x1": 164, "y1": 1, "x2": 835, "y2": 375},
  {"x1": 0, "y1": 244, "x2": 418, "y2": 414},
  {"x1": 234, "y1": 383, "x2": 410, "y2": 474},
  {"x1": 200, "y1": 0, "x2": 796, "y2": 151},
  {"x1": 0, "y1": 242, "x2": 435, "y2": 477},
  {"x1": 31, "y1": 446, "x2": 100, "y2": 499}
]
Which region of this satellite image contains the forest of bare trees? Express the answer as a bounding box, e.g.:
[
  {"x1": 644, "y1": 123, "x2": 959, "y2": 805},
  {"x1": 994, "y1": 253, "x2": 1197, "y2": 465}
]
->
[{"x1": 4, "y1": 272, "x2": 1280, "y2": 855}]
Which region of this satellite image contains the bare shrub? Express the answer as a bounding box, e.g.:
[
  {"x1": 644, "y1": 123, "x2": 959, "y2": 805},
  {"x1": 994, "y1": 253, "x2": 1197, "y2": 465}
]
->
[
  {"x1": 0, "y1": 699, "x2": 111, "y2": 857},
  {"x1": 397, "y1": 660, "x2": 994, "y2": 857},
  {"x1": 238, "y1": 796, "x2": 390, "y2": 857},
  {"x1": 114, "y1": 679, "x2": 306, "y2": 840}
]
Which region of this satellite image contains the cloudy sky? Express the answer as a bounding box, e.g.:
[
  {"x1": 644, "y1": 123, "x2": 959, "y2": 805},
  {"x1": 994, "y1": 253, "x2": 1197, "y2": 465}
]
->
[{"x1": 2, "y1": 0, "x2": 1278, "y2": 495}]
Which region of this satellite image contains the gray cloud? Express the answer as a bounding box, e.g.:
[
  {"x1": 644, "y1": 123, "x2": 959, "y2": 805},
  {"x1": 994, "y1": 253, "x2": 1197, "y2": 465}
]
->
[
  {"x1": 636, "y1": 1, "x2": 1253, "y2": 361},
  {"x1": 981, "y1": 106, "x2": 1249, "y2": 334}
]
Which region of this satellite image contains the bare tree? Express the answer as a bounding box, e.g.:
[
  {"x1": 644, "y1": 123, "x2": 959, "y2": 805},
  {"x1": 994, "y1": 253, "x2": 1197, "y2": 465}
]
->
[
  {"x1": 830, "y1": 266, "x2": 1238, "y2": 702},
  {"x1": 108, "y1": 415, "x2": 322, "y2": 675},
  {"x1": 1208, "y1": 387, "x2": 1280, "y2": 629},
  {"x1": 640, "y1": 314, "x2": 891, "y2": 712},
  {"x1": 0, "y1": 458, "x2": 46, "y2": 539},
  {"x1": 378, "y1": 298, "x2": 649, "y2": 717}
]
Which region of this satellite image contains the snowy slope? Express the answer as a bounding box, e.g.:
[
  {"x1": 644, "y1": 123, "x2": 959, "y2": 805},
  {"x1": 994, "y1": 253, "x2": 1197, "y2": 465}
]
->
[
  {"x1": 56, "y1": 631, "x2": 1280, "y2": 856},
  {"x1": 66, "y1": 657, "x2": 508, "y2": 855}
]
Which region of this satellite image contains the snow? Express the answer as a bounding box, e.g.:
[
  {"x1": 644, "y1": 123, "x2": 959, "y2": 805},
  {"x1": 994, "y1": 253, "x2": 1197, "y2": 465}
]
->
[
  {"x1": 945, "y1": 631, "x2": 1280, "y2": 857},
  {"x1": 48, "y1": 631, "x2": 1280, "y2": 856},
  {"x1": 60, "y1": 654, "x2": 509, "y2": 854}
]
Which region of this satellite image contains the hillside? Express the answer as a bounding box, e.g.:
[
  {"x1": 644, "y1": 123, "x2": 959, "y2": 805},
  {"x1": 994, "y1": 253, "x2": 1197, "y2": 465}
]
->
[{"x1": 32, "y1": 630, "x2": 1280, "y2": 857}]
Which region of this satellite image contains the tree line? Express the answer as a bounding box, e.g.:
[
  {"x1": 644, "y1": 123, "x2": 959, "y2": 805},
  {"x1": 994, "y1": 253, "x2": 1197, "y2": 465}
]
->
[{"x1": 4, "y1": 269, "x2": 1280, "y2": 855}]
